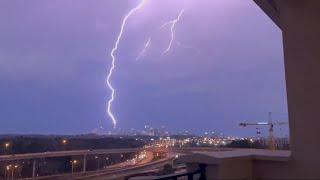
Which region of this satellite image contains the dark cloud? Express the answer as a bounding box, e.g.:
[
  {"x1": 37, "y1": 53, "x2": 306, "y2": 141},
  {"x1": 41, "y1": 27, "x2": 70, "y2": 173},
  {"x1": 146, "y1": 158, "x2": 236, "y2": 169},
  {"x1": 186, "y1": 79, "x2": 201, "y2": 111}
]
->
[{"x1": 0, "y1": 0, "x2": 287, "y2": 136}]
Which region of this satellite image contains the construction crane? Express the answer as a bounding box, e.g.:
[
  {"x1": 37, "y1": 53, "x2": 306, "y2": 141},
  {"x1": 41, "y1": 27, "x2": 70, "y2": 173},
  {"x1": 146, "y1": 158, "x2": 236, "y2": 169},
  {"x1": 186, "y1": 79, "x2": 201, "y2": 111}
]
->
[{"x1": 239, "y1": 112, "x2": 288, "y2": 150}]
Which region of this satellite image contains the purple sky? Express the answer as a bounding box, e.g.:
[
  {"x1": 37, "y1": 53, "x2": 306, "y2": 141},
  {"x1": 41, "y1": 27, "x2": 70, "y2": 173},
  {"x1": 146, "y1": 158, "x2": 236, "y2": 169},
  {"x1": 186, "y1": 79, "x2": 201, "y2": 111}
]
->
[{"x1": 0, "y1": 0, "x2": 288, "y2": 136}]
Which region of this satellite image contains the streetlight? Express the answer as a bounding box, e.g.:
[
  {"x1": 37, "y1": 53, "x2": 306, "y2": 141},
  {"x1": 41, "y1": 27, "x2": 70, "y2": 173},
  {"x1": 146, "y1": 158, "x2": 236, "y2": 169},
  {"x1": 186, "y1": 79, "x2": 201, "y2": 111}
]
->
[
  {"x1": 5, "y1": 165, "x2": 11, "y2": 180},
  {"x1": 249, "y1": 138, "x2": 254, "y2": 148},
  {"x1": 105, "y1": 157, "x2": 109, "y2": 167},
  {"x1": 9, "y1": 164, "x2": 18, "y2": 180},
  {"x1": 62, "y1": 139, "x2": 67, "y2": 144},
  {"x1": 71, "y1": 160, "x2": 77, "y2": 177},
  {"x1": 94, "y1": 156, "x2": 100, "y2": 170},
  {"x1": 62, "y1": 139, "x2": 68, "y2": 151},
  {"x1": 4, "y1": 143, "x2": 10, "y2": 155}
]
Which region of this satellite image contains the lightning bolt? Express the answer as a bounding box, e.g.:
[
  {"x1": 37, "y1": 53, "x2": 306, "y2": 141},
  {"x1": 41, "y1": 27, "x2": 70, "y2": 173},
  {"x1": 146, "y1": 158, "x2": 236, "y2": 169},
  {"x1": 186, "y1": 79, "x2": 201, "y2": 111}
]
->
[
  {"x1": 136, "y1": 37, "x2": 151, "y2": 60},
  {"x1": 107, "y1": 0, "x2": 148, "y2": 128},
  {"x1": 161, "y1": 9, "x2": 185, "y2": 55}
]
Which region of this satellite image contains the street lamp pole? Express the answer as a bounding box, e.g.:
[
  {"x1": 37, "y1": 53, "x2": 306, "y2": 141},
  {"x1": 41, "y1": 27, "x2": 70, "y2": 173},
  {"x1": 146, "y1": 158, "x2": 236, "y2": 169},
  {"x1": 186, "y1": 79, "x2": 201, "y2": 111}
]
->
[
  {"x1": 4, "y1": 167, "x2": 7, "y2": 180},
  {"x1": 32, "y1": 160, "x2": 36, "y2": 178},
  {"x1": 11, "y1": 168, "x2": 14, "y2": 180},
  {"x1": 83, "y1": 155, "x2": 87, "y2": 173},
  {"x1": 71, "y1": 160, "x2": 77, "y2": 178},
  {"x1": 62, "y1": 139, "x2": 67, "y2": 151},
  {"x1": 4, "y1": 143, "x2": 10, "y2": 155},
  {"x1": 5, "y1": 165, "x2": 11, "y2": 180},
  {"x1": 71, "y1": 163, "x2": 74, "y2": 177},
  {"x1": 94, "y1": 156, "x2": 99, "y2": 170},
  {"x1": 11, "y1": 165, "x2": 18, "y2": 180}
]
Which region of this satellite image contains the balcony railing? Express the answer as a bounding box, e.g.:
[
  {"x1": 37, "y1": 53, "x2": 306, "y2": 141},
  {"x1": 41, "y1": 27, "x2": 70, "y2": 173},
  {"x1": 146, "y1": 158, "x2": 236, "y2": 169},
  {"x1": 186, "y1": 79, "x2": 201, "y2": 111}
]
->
[{"x1": 154, "y1": 164, "x2": 207, "y2": 180}]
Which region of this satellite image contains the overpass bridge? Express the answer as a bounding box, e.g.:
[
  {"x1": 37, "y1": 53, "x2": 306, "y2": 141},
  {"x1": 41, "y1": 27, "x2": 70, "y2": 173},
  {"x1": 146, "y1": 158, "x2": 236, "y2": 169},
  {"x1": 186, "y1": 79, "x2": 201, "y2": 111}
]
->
[
  {"x1": 0, "y1": 148, "x2": 142, "y2": 162},
  {"x1": 0, "y1": 146, "x2": 223, "y2": 179},
  {"x1": 0, "y1": 148, "x2": 143, "y2": 179},
  {"x1": 0, "y1": 147, "x2": 228, "y2": 162}
]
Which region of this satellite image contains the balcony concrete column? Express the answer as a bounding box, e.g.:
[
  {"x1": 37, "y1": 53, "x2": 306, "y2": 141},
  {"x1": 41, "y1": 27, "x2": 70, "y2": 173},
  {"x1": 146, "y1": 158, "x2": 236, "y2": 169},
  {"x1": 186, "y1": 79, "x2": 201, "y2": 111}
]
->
[
  {"x1": 279, "y1": 1, "x2": 320, "y2": 177},
  {"x1": 250, "y1": 0, "x2": 320, "y2": 178}
]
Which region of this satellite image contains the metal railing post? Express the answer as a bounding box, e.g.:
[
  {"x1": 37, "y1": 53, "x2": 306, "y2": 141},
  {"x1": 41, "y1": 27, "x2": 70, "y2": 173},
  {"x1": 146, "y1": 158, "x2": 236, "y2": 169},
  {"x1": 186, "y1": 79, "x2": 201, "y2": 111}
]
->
[{"x1": 199, "y1": 164, "x2": 207, "y2": 180}]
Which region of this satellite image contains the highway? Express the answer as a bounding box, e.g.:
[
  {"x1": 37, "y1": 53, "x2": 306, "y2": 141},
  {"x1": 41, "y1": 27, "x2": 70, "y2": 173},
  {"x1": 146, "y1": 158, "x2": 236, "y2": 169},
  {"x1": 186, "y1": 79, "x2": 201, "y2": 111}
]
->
[
  {"x1": 1, "y1": 146, "x2": 228, "y2": 179},
  {"x1": 67, "y1": 147, "x2": 287, "y2": 179},
  {"x1": 22, "y1": 150, "x2": 175, "y2": 180},
  {"x1": 74, "y1": 152, "x2": 176, "y2": 180},
  {"x1": 0, "y1": 147, "x2": 223, "y2": 162},
  {"x1": 0, "y1": 148, "x2": 141, "y2": 161}
]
